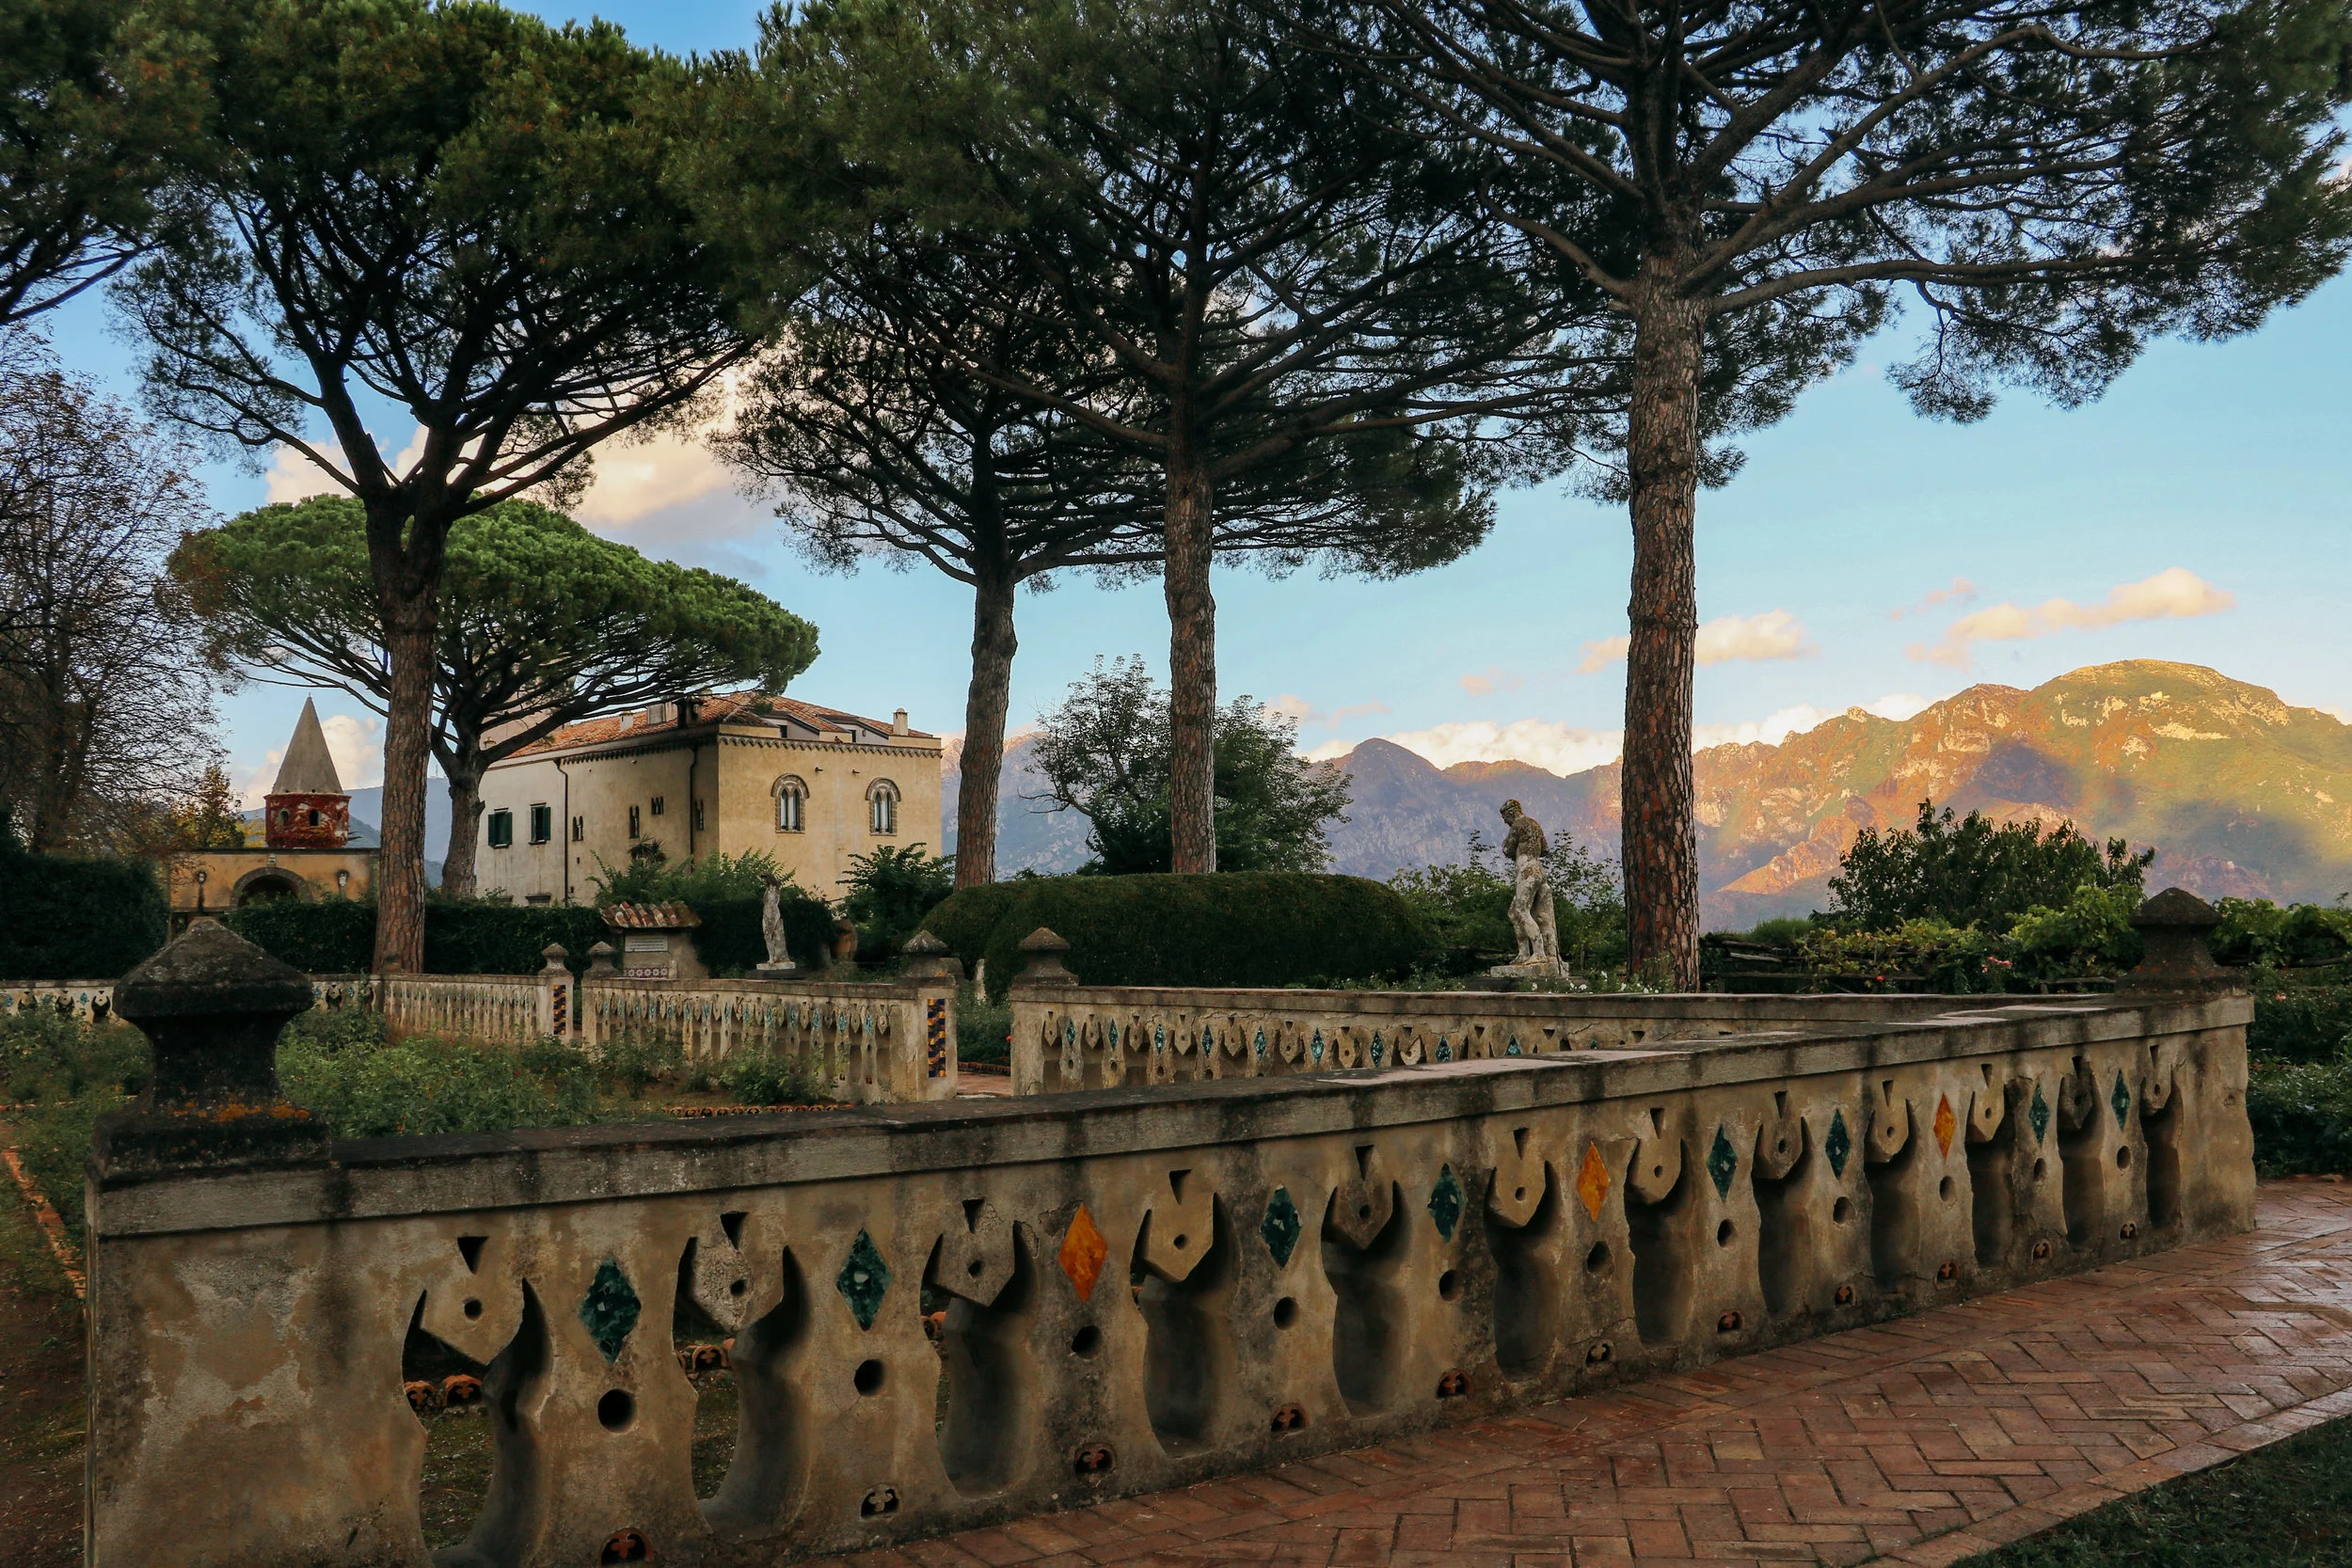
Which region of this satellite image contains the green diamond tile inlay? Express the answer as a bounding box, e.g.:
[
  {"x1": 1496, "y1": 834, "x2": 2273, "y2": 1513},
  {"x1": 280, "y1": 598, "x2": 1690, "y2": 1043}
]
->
[
  {"x1": 1253, "y1": 1026, "x2": 1266, "y2": 1058},
  {"x1": 2111, "y1": 1071, "x2": 2132, "y2": 1124},
  {"x1": 1435, "y1": 1035, "x2": 1453, "y2": 1063},
  {"x1": 1428, "y1": 1164, "x2": 1465, "y2": 1241},
  {"x1": 1825, "y1": 1109, "x2": 1852, "y2": 1178},
  {"x1": 578, "y1": 1256, "x2": 640, "y2": 1363},
  {"x1": 1707, "y1": 1126, "x2": 1739, "y2": 1198},
  {"x1": 1261, "y1": 1187, "x2": 1301, "y2": 1266},
  {"x1": 1310, "y1": 1028, "x2": 1325, "y2": 1064},
  {"x1": 1369, "y1": 1031, "x2": 1385, "y2": 1067},
  {"x1": 835, "y1": 1228, "x2": 892, "y2": 1331},
  {"x1": 2029, "y1": 1083, "x2": 2051, "y2": 1142}
]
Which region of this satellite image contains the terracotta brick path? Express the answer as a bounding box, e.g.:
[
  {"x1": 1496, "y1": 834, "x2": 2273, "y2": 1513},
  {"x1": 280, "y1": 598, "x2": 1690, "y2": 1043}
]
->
[{"x1": 818, "y1": 1182, "x2": 2352, "y2": 1568}]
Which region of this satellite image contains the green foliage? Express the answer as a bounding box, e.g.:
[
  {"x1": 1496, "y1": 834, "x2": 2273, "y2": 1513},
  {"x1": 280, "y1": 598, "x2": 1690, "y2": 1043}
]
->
[
  {"x1": 0, "y1": 845, "x2": 167, "y2": 978},
  {"x1": 275, "y1": 1027, "x2": 607, "y2": 1139},
  {"x1": 223, "y1": 898, "x2": 377, "y2": 972},
  {"x1": 1386, "y1": 828, "x2": 1627, "y2": 974},
  {"x1": 2004, "y1": 883, "x2": 2145, "y2": 977},
  {"x1": 2246, "y1": 1058, "x2": 2352, "y2": 1177},
  {"x1": 922, "y1": 871, "x2": 1431, "y2": 1000},
  {"x1": 840, "y1": 844, "x2": 955, "y2": 953},
  {"x1": 1029, "y1": 657, "x2": 1354, "y2": 874},
  {"x1": 1796, "y1": 920, "x2": 2009, "y2": 993},
  {"x1": 596, "y1": 1032, "x2": 684, "y2": 1099},
  {"x1": 591, "y1": 847, "x2": 784, "y2": 906},
  {"x1": 1742, "y1": 916, "x2": 1816, "y2": 947},
  {"x1": 718, "y1": 1048, "x2": 831, "y2": 1106},
  {"x1": 691, "y1": 893, "x2": 840, "y2": 977},
  {"x1": 13, "y1": 1087, "x2": 114, "y2": 1239},
  {"x1": 1829, "y1": 800, "x2": 2152, "y2": 934},
  {"x1": 2213, "y1": 899, "x2": 2352, "y2": 969},
  {"x1": 0, "y1": 1006, "x2": 150, "y2": 1102},
  {"x1": 593, "y1": 847, "x2": 839, "y2": 974},
  {"x1": 226, "y1": 899, "x2": 606, "y2": 975},
  {"x1": 2248, "y1": 975, "x2": 2352, "y2": 1064},
  {"x1": 955, "y1": 984, "x2": 1009, "y2": 1066}
]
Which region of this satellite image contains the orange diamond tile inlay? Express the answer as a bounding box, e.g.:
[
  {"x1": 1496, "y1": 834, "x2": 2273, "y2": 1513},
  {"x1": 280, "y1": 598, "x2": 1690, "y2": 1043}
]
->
[
  {"x1": 1934, "y1": 1093, "x2": 1957, "y2": 1157},
  {"x1": 1057, "y1": 1202, "x2": 1108, "y2": 1301},
  {"x1": 1575, "y1": 1141, "x2": 1611, "y2": 1220}
]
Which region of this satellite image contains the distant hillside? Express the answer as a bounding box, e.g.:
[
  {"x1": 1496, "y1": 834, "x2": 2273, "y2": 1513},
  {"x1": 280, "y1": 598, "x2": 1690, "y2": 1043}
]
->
[{"x1": 942, "y1": 660, "x2": 2352, "y2": 927}]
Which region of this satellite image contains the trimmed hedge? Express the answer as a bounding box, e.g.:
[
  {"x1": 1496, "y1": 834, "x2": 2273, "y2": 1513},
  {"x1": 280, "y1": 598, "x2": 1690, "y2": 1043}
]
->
[
  {"x1": 922, "y1": 872, "x2": 1432, "y2": 999},
  {"x1": 0, "y1": 847, "x2": 169, "y2": 978},
  {"x1": 691, "y1": 891, "x2": 839, "y2": 976},
  {"x1": 225, "y1": 898, "x2": 376, "y2": 972},
  {"x1": 229, "y1": 900, "x2": 608, "y2": 974}
]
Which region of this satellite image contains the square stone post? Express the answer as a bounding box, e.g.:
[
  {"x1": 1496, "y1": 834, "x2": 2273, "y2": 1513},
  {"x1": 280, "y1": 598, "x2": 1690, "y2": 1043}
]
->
[
  {"x1": 536, "y1": 943, "x2": 571, "y2": 1038},
  {"x1": 899, "y1": 931, "x2": 961, "y2": 1101}
]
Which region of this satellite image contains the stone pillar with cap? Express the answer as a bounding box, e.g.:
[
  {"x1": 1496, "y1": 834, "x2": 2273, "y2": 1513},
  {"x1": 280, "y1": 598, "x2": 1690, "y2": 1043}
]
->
[
  {"x1": 537, "y1": 943, "x2": 572, "y2": 1039},
  {"x1": 896, "y1": 930, "x2": 962, "y2": 1101},
  {"x1": 1005, "y1": 928, "x2": 1078, "y2": 1096},
  {"x1": 1013, "y1": 927, "x2": 1078, "y2": 989},
  {"x1": 2122, "y1": 887, "x2": 2243, "y2": 996},
  {"x1": 97, "y1": 918, "x2": 330, "y2": 1178}
]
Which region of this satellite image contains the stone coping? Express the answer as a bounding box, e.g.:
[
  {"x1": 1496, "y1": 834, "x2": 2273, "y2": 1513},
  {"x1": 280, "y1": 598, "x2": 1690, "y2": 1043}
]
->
[
  {"x1": 1013, "y1": 985, "x2": 1982, "y2": 1020},
  {"x1": 88, "y1": 992, "x2": 2244, "y2": 1239}
]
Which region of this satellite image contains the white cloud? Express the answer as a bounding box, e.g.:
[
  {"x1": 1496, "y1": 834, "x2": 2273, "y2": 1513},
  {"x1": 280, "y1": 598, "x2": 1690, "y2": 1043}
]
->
[
  {"x1": 1377, "y1": 720, "x2": 1626, "y2": 777},
  {"x1": 572, "y1": 425, "x2": 739, "y2": 529},
  {"x1": 262, "y1": 428, "x2": 430, "y2": 504},
  {"x1": 1575, "y1": 610, "x2": 1817, "y2": 674},
  {"x1": 1889, "y1": 576, "x2": 1979, "y2": 621},
  {"x1": 1459, "y1": 665, "x2": 1524, "y2": 697},
  {"x1": 235, "y1": 709, "x2": 383, "y2": 807},
  {"x1": 1264, "y1": 694, "x2": 1390, "y2": 733},
  {"x1": 1909, "y1": 567, "x2": 2234, "y2": 669}
]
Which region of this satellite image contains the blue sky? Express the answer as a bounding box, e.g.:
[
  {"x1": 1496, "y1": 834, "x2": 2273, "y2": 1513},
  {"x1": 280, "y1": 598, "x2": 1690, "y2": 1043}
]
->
[{"x1": 40, "y1": 0, "x2": 2352, "y2": 800}]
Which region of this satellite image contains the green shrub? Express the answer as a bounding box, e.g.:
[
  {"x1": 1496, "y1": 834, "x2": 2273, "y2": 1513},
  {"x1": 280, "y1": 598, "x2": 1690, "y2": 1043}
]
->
[
  {"x1": 719, "y1": 1048, "x2": 830, "y2": 1105},
  {"x1": 596, "y1": 1031, "x2": 684, "y2": 1098},
  {"x1": 278, "y1": 1003, "x2": 387, "y2": 1054},
  {"x1": 228, "y1": 899, "x2": 607, "y2": 974},
  {"x1": 0, "y1": 1008, "x2": 151, "y2": 1102},
  {"x1": 1743, "y1": 916, "x2": 1816, "y2": 947},
  {"x1": 1828, "y1": 800, "x2": 2150, "y2": 934},
  {"x1": 14, "y1": 1087, "x2": 118, "y2": 1239},
  {"x1": 691, "y1": 890, "x2": 838, "y2": 976},
  {"x1": 841, "y1": 844, "x2": 956, "y2": 956},
  {"x1": 2214, "y1": 899, "x2": 2352, "y2": 970},
  {"x1": 922, "y1": 872, "x2": 1432, "y2": 1001},
  {"x1": 1796, "y1": 919, "x2": 2010, "y2": 992},
  {"x1": 2246, "y1": 1057, "x2": 2352, "y2": 1177},
  {"x1": 2248, "y1": 977, "x2": 2352, "y2": 1064},
  {"x1": 1386, "y1": 830, "x2": 1627, "y2": 975},
  {"x1": 957, "y1": 986, "x2": 1010, "y2": 1066},
  {"x1": 225, "y1": 898, "x2": 377, "y2": 971},
  {"x1": 0, "y1": 847, "x2": 168, "y2": 978},
  {"x1": 2004, "y1": 883, "x2": 2144, "y2": 979},
  {"x1": 276, "y1": 1026, "x2": 606, "y2": 1137}
]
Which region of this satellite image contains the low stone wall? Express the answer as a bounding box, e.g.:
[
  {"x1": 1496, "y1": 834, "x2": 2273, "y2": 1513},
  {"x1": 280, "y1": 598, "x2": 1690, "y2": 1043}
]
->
[
  {"x1": 573, "y1": 974, "x2": 958, "y2": 1104},
  {"x1": 1009, "y1": 981, "x2": 1975, "y2": 1093},
  {"x1": 86, "y1": 988, "x2": 2253, "y2": 1568},
  {"x1": 5, "y1": 974, "x2": 376, "y2": 1023}
]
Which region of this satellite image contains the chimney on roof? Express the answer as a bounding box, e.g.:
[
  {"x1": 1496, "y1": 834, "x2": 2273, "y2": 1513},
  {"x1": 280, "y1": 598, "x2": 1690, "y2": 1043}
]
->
[{"x1": 892, "y1": 708, "x2": 909, "y2": 736}]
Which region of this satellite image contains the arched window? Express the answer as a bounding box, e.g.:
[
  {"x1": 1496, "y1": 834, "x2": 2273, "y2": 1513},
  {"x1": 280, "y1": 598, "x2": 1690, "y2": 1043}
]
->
[
  {"x1": 867, "y1": 779, "x2": 899, "y2": 836},
  {"x1": 772, "y1": 775, "x2": 807, "y2": 832}
]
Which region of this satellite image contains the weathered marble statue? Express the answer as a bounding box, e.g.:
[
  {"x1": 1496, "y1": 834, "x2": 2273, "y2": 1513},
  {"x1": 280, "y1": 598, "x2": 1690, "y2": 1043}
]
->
[
  {"x1": 1498, "y1": 799, "x2": 1562, "y2": 973},
  {"x1": 757, "y1": 873, "x2": 796, "y2": 975}
]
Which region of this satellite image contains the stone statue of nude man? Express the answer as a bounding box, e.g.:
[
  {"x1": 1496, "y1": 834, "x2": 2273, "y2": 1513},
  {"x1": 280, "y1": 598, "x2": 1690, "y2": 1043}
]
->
[{"x1": 1499, "y1": 800, "x2": 1561, "y2": 968}]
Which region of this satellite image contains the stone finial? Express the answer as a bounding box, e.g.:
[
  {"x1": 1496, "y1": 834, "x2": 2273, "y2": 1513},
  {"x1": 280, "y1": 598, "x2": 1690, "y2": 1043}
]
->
[
  {"x1": 1015, "y1": 927, "x2": 1077, "y2": 989},
  {"x1": 898, "y1": 928, "x2": 961, "y2": 984},
  {"x1": 585, "y1": 941, "x2": 618, "y2": 978},
  {"x1": 100, "y1": 919, "x2": 329, "y2": 1173},
  {"x1": 539, "y1": 942, "x2": 570, "y2": 974},
  {"x1": 2122, "y1": 887, "x2": 2238, "y2": 995}
]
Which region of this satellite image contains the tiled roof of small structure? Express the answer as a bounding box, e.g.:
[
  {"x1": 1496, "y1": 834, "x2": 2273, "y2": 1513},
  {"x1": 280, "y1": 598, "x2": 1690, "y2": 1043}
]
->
[
  {"x1": 270, "y1": 697, "x2": 347, "y2": 796},
  {"x1": 600, "y1": 901, "x2": 702, "y2": 929},
  {"x1": 512, "y1": 691, "x2": 935, "y2": 758}
]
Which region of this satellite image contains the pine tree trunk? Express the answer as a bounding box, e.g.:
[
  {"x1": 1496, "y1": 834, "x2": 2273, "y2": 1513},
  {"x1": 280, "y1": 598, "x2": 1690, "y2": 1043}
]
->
[
  {"x1": 371, "y1": 546, "x2": 439, "y2": 975},
  {"x1": 1164, "y1": 443, "x2": 1217, "y2": 875},
  {"x1": 954, "y1": 562, "x2": 1019, "y2": 889},
  {"x1": 1620, "y1": 272, "x2": 1705, "y2": 990},
  {"x1": 439, "y1": 750, "x2": 485, "y2": 899}
]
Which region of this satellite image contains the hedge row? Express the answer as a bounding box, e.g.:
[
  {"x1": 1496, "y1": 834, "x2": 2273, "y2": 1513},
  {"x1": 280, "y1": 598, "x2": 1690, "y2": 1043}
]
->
[
  {"x1": 0, "y1": 848, "x2": 169, "y2": 979},
  {"x1": 688, "y1": 891, "x2": 839, "y2": 976},
  {"x1": 921, "y1": 872, "x2": 1432, "y2": 1000}
]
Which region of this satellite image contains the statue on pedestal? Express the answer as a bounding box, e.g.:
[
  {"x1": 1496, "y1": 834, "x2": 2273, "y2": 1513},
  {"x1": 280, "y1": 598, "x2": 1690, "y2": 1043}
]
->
[
  {"x1": 1494, "y1": 799, "x2": 1564, "y2": 977},
  {"x1": 756, "y1": 873, "x2": 797, "y2": 976}
]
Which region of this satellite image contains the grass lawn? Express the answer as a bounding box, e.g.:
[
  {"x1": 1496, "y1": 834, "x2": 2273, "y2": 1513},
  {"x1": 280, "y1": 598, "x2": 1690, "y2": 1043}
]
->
[
  {"x1": 0, "y1": 1119, "x2": 85, "y2": 1568},
  {"x1": 1959, "y1": 1415, "x2": 2352, "y2": 1566}
]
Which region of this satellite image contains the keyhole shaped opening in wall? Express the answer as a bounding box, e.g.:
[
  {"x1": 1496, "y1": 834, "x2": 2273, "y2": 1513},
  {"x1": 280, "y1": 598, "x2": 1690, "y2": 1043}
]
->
[
  {"x1": 1486, "y1": 1164, "x2": 1566, "y2": 1379},
  {"x1": 1322, "y1": 1184, "x2": 1413, "y2": 1415},
  {"x1": 2058, "y1": 1076, "x2": 2107, "y2": 1248},
  {"x1": 2142, "y1": 1076, "x2": 2184, "y2": 1230},
  {"x1": 399, "y1": 1291, "x2": 497, "y2": 1556},
  {"x1": 1750, "y1": 1124, "x2": 1815, "y2": 1317},
  {"x1": 1622, "y1": 1154, "x2": 1695, "y2": 1348},
  {"x1": 933, "y1": 1228, "x2": 1041, "y2": 1496},
  {"x1": 1867, "y1": 1112, "x2": 1926, "y2": 1289},
  {"x1": 434, "y1": 1282, "x2": 552, "y2": 1565},
  {"x1": 1135, "y1": 1201, "x2": 1236, "y2": 1453},
  {"x1": 1966, "y1": 1093, "x2": 2021, "y2": 1267},
  {"x1": 701, "y1": 1249, "x2": 813, "y2": 1542},
  {"x1": 673, "y1": 1234, "x2": 752, "y2": 1505}
]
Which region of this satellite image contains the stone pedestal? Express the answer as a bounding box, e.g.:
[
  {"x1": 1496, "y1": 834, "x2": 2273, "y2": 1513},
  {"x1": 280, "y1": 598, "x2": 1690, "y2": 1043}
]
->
[
  {"x1": 1488, "y1": 957, "x2": 1571, "y2": 987},
  {"x1": 754, "y1": 959, "x2": 799, "y2": 979}
]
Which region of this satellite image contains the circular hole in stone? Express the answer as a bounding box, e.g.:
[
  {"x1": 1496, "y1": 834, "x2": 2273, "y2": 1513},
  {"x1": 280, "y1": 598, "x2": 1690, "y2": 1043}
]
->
[
  {"x1": 1273, "y1": 1296, "x2": 1298, "y2": 1329},
  {"x1": 1939, "y1": 1177, "x2": 1956, "y2": 1202},
  {"x1": 463, "y1": 1298, "x2": 482, "y2": 1321},
  {"x1": 1438, "y1": 1269, "x2": 1462, "y2": 1302},
  {"x1": 853, "y1": 1359, "x2": 885, "y2": 1396},
  {"x1": 730, "y1": 1278, "x2": 746, "y2": 1296},
  {"x1": 597, "y1": 1389, "x2": 634, "y2": 1431},
  {"x1": 1775, "y1": 1139, "x2": 1788, "y2": 1156},
  {"x1": 1716, "y1": 1220, "x2": 1735, "y2": 1248},
  {"x1": 1357, "y1": 1204, "x2": 1373, "y2": 1222},
  {"x1": 1514, "y1": 1186, "x2": 1527, "y2": 1202},
  {"x1": 1584, "y1": 1241, "x2": 1611, "y2": 1275},
  {"x1": 1832, "y1": 1197, "x2": 1852, "y2": 1225},
  {"x1": 1172, "y1": 1233, "x2": 1189, "y2": 1250},
  {"x1": 2116, "y1": 1146, "x2": 2132, "y2": 1169},
  {"x1": 1652, "y1": 1164, "x2": 1664, "y2": 1180},
  {"x1": 2033, "y1": 1158, "x2": 2048, "y2": 1181},
  {"x1": 1070, "y1": 1325, "x2": 1102, "y2": 1358},
  {"x1": 966, "y1": 1257, "x2": 985, "y2": 1278}
]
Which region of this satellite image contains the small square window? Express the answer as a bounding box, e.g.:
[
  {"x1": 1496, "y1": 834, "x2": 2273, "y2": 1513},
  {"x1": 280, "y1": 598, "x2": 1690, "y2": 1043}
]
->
[
  {"x1": 628, "y1": 805, "x2": 641, "y2": 839},
  {"x1": 528, "y1": 803, "x2": 551, "y2": 844},
  {"x1": 570, "y1": 816, "x2": 584, "y2": 843},
  {"x1": 486, "y1": 810, "x2": 514, "y2": 849}
]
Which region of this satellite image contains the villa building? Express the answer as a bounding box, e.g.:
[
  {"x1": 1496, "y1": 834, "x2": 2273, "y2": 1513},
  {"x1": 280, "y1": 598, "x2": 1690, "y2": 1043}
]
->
[{"x1": 471, "y1": 692, "x2": 944, "y2": 905}]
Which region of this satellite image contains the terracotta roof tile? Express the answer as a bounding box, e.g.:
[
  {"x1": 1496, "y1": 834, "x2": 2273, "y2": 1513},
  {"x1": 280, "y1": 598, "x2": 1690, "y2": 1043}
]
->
[
  {"x1": 600, "y1": 901, "x2": 701, "y2": 929},
  {"x1": 508, "y1": 690, "x2": 936, "y2": 760}
]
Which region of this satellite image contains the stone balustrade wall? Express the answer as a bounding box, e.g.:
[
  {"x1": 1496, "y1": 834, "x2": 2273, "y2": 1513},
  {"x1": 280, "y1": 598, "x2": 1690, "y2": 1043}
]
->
[
  {"x1": 1008, "y1": 984, "x2": 1976, "y2": 1094},
  {"x1": 574, "y1": 974, "x2": 958, "y2": 1105},
  {"x1": 6, "y1": 974, "x2": 378, "y2": 1024},
  {"x1": 86, "y1": 990, "x2": 2253, "y2": 1568}
]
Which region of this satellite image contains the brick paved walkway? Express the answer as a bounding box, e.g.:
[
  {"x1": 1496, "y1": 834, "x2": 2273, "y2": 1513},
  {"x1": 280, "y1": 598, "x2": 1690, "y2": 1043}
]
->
[{"x1": 819, "y1": 1181, "x2": 2352, "y2": 1568}]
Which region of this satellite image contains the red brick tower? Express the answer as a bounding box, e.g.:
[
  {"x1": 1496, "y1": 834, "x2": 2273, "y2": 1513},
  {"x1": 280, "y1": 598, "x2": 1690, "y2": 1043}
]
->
[{"x1": 262, "y1": 698, "x2": 350, "y2": 849}]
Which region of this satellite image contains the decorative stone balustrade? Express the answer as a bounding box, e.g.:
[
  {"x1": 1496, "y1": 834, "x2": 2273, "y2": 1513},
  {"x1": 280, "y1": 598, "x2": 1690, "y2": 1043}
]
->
[{"x1": 87, "y1": 983, "x2": 2253, "y2": 1568}]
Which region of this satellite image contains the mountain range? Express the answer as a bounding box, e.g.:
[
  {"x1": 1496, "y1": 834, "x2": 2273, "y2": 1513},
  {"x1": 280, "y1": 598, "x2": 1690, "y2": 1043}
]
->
[{"x1": 942, "y1": 661, "x2": 2352, "y2": 928}]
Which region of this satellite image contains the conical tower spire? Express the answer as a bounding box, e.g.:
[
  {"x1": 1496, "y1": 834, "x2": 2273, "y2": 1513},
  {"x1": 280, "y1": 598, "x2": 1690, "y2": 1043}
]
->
[{"x1": 271, "y1": 698, "x2": 344, "y2": 796}]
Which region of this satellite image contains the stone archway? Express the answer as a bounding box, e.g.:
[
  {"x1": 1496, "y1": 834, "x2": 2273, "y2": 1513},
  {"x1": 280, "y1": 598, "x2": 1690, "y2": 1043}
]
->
[{"x1": 230, "y1": 866, "x2": 310, "y2": 907}]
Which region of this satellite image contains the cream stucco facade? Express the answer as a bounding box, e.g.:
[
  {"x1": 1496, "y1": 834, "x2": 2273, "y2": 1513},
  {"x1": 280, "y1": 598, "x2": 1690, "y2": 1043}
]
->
[{"x1": 472, "y1": 692, "x2": 945, "y2": 907}]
